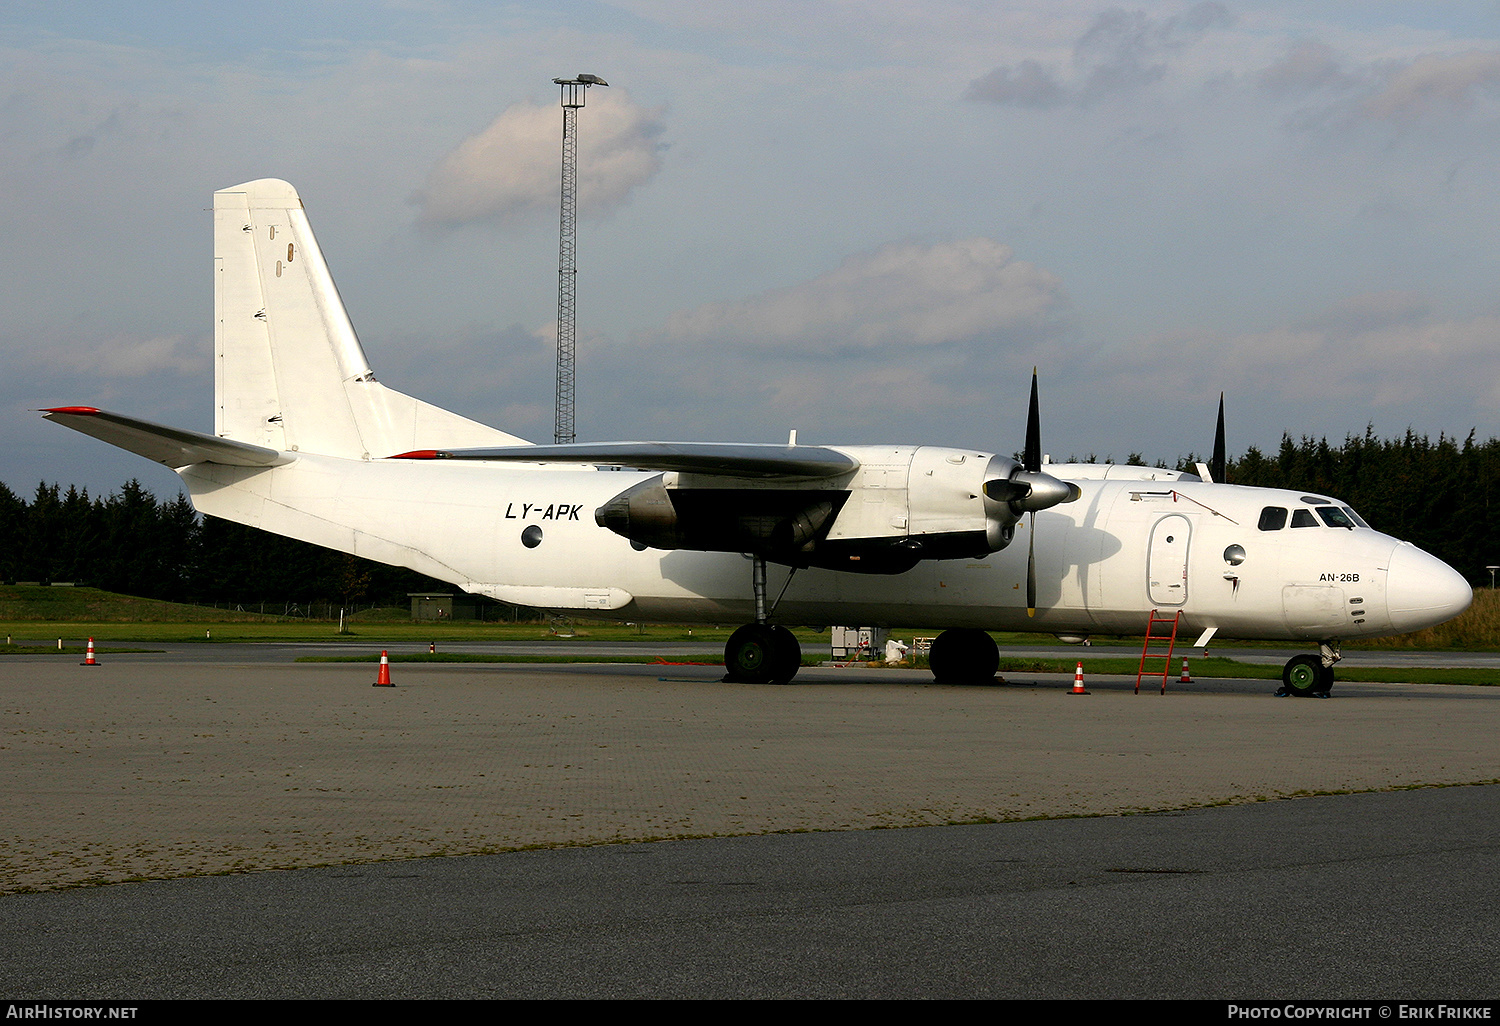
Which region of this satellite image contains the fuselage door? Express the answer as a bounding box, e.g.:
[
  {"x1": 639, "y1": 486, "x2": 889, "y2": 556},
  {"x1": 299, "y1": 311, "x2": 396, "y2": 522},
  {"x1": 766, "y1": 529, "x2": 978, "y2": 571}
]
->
[{"x1": 1148, "y1": 514, "x2": 1191, "y2": 607}]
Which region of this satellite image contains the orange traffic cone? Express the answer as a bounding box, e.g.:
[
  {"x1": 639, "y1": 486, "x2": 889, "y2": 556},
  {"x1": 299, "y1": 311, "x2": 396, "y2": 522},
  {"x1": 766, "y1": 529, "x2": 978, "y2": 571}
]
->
[
  {"x1": 1069, "y1": 661, "x2": 1090, "y2": 695},
  {"x1": 373, "y1": 650, "x2": 393, "y2": 687},
  {"x1": 1180, "y1": 658, "x2": 1192, "y2": 684},
  {"x1": 80, "y1": 637, "x2": 100, "y2": 667}
]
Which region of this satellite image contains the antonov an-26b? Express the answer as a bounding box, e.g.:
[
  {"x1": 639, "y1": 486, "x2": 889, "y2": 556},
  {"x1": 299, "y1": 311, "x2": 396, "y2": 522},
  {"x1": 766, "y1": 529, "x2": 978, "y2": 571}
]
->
[{"x1": 43, "y1": 179, "x2": 1473, "y2": 694}]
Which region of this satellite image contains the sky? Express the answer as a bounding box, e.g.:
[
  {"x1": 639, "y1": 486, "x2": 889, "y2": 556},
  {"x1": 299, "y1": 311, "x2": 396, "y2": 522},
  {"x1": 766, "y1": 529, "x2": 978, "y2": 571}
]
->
[{"x1": 7, "y1": 1, "x2": 1500, "y2": 498}]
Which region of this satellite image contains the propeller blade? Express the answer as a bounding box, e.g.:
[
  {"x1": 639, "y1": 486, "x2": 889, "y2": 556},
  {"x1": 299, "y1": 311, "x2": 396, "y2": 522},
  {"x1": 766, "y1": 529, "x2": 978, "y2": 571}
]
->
[
  {"x1": 1210, "y1": 392, "x2": 1226, "y2": 484},
  {"x1": 1024, "y1": 369, "x2": 1041, "y2": 473},
  {"x1": 1009, "y1": 370, "x2": 1064, "y2": 617},
  {"x1": 1026, "y1": 513, "x2": 1037, "y2": 617}
]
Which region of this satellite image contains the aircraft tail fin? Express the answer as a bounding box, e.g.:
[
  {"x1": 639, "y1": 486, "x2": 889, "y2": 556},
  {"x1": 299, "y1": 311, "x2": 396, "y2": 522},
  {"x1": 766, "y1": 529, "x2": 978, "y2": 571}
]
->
[{"x1": 213, "y1": 179, "x2": 526, "y2": 459}]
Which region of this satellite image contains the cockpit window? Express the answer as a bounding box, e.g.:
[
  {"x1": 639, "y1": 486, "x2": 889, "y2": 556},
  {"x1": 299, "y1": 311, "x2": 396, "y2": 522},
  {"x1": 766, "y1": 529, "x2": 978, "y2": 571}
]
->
[
  {"x1": 1342, "y1": 506, "x2": 1370, "y2": 529},
  {"x1": 1291, "y1": 509, "x2": 1319, "y2": 528},
  {"x1": 1317, "y1": 507, "x2": 1356, "y2": 529},
  {"x1": 1258, "y1": 506, "x2": 1288, "y2": 531}
]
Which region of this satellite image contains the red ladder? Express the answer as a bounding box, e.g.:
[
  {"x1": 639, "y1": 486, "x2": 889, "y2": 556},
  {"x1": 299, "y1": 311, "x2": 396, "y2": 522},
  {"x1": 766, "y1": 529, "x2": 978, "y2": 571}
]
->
[{"x1": 1136, "y1": 610, "x2": 1181, "y2": 695}]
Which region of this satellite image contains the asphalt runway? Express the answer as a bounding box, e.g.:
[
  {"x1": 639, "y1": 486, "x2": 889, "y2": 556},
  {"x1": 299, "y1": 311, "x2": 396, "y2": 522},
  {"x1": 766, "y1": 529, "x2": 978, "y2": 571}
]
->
[{"x1": 2, "y1": 648, "x2": 1498, "y2": 999}]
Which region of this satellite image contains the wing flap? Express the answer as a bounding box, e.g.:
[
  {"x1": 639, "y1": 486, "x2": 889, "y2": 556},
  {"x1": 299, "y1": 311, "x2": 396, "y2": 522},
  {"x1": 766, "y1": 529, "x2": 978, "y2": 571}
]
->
[
  {"x1": 388, "y1": 441, "x2": 859, "y2": 480},
  {"x1": 42, "y1": 407, "x2": 291, "y2": 469}
]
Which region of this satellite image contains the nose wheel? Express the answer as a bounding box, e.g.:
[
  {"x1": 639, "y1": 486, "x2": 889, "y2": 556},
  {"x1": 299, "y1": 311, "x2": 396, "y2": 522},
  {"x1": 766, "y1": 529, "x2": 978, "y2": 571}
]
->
[{"x1": 1280, "y1": 645, "x2": 1337, "y2": 697}]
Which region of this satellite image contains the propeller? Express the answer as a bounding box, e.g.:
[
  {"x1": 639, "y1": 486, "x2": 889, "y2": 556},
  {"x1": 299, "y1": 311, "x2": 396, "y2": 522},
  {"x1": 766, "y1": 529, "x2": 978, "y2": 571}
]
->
[
  {"x1": 978, "y1": 370, "x2": 1080, "y2": 617},
  {"x1": 1022, "y1": 370, "x2": 1042, "y2": 616},
  {"x1": 1210, "y1": 392, "x2": 1226, "y2": 485}
]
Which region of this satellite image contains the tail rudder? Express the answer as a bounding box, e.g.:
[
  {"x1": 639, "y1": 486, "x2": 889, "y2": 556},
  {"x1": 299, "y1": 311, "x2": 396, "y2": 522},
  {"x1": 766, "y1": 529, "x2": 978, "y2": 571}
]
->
[{"x1": 213, "y1": 179, "x2": 526, "y2": 458}]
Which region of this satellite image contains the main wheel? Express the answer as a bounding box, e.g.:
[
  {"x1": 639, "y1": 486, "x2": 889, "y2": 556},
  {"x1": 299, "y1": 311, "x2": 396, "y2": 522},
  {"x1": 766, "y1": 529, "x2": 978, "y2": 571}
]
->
[
  {"x1": 1281, "y1": 654, "x2": 1329, "y2": 698},
  {"x1": 724, "y1": 624, "x2": 801, "y2": 684},
  {"x1": 928, "y1": 628, "x2": 1000, "y2": 684},
  {"x1": 767, "y1": 625, "x2": 802, "y2": 684}
]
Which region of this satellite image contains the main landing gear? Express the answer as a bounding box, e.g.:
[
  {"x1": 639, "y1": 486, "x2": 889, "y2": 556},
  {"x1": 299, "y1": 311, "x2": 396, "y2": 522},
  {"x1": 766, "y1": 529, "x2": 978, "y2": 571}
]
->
[
  {"x1": 722, "y1": 555, "x2": 803, "y2": 685},
  {"x1": 927, "y1": 628, "x2": 1000, "y2": 684},
  {"x1": 1279, "y1": 642, "x2": 1340, "y2": 698},
  {"x1": 720, "y1": 557, "x2": 1004, "y2": 686},
  {"x1": 724, "y1": 623, "x2": 802, "y2": 685}
]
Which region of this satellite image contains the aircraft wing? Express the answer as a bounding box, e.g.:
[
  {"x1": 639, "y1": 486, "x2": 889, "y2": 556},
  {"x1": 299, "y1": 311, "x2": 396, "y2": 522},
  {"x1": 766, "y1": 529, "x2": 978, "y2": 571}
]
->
[
  {"x1": 389, "y1": 441, "x2": 860, "y2": 480},
  {"x1": 41, "y1": 407, "x2": 291, "y2": 469}
]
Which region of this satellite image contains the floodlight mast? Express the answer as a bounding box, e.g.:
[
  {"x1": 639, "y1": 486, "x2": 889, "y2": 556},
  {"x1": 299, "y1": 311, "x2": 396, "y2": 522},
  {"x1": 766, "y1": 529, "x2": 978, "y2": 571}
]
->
[{"x1": 552, "y1": 74, "x2": 607, "y2": 445}]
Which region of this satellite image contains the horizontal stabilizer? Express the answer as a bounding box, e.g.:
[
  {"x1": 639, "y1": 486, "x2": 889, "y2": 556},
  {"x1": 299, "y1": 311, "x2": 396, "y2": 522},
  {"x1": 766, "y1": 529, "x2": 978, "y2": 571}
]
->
[
  {"x1": 389, "y1": 441, "x2": 860, "y2": 480},
  {"x1": 42, "y1": 407, "x2": 291, "y2": 469}
]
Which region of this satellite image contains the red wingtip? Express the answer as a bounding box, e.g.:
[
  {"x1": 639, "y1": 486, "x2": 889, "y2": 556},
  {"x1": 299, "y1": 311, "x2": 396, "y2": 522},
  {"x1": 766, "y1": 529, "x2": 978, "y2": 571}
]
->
[
  {"x1": 41, "y1": 406, "x2": 101, "y2": 416},
  {"x1": 388, "y1": 450, "x2": 442, "y2": 459}
]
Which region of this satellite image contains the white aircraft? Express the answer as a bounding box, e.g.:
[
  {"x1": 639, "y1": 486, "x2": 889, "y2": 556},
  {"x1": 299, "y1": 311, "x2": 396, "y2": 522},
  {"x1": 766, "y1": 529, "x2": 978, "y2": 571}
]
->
[{"x1": 44, "y1": 178, "x2": 1473, "y2": 695}]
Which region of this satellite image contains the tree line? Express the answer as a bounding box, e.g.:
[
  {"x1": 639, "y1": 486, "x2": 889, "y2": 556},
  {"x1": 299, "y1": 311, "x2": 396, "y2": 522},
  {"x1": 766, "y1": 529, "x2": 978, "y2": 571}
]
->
[
  {"x1": 0, "y1": 479, "x2": 446, "y2": 609},
  {"x1": 2, "y1": 428, "x2": 1497, "y2": 606}
]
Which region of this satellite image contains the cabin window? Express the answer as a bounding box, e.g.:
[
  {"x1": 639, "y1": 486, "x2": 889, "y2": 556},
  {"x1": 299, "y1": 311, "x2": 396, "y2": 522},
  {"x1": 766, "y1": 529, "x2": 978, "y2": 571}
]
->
[
  {"x1": 1291, "y1": 509, "x2": 1319, "y2": 528},
  {"x1": 1317, "y1": 507, "x2": 1356, "y2": 529},
  {"x1": 1258, "y1": 507, "x2": 1288, "y2": 531}
]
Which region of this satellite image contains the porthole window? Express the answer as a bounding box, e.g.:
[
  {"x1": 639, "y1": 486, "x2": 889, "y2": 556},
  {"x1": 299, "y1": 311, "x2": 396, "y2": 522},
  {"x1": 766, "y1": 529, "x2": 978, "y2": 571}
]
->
[
  {"x1": 1223, "y1": 544, "x2": 1246, "y2": 566},
  {"x1": 521, "y1": 525, "x2": 543, "y2": 548}
]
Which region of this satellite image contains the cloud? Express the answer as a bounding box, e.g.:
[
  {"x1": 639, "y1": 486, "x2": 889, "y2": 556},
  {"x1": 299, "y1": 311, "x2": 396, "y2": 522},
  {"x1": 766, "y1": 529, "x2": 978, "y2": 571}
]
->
[
  {"x1": 1088, "y1": 292, "x2": 1500, "y2": 412},
  {"x1": 413, "y1": 90, "x2": 665, "y2": 228},
  {"x1": 964, "y1": 60, "x2": 1066, "y2": 108},
  {"x1": 653, "y1": 238, "x2": 1065, "y2": 353},
  {"x1": 1250, "y1": 45, "x2": 1500, "y2": 136},
  {"x1": 1258, "y1": 41, "x2": 1355, "y2": 97},
  {"x1": 1362, "y1": 50, "x2": 1500, "y2": 120},
  {"x1": 18, "y1": 333, "x2": 206, "y2": 380},
  {"x1": 966, "y1": 2, "x2": 1233, "y2": 109}
]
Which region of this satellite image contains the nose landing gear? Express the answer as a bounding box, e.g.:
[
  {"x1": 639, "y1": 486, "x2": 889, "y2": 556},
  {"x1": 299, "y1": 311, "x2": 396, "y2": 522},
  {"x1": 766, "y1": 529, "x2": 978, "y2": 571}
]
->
[{"x1": 1279, "y1": 642, "x2": 1339, "y2": 697}]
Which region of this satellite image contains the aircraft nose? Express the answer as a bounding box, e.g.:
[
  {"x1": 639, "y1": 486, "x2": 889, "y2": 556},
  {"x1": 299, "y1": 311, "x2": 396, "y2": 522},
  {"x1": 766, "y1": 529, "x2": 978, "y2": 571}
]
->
[{"x1": 1386, "y1": 543, "x2": 1472, "y2": 633}]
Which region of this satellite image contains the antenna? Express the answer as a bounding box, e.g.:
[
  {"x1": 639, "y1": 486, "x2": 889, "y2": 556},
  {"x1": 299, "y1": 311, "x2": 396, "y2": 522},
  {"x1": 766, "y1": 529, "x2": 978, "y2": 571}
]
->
[{"x1": 552, "y1": 74, "x2": 608, "y2": 445}]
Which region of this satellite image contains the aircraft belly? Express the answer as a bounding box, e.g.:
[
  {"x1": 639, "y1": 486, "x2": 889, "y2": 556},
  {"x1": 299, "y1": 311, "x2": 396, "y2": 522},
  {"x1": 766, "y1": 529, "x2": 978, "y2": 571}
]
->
[{"x1": 625, "y1": 556, "x2": 1031, "y2": 629}]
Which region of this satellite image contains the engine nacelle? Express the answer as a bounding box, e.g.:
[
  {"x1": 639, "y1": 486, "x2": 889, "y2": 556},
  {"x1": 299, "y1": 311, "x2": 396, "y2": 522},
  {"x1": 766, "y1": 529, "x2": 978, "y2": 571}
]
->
[
  {"x1": 595, "y1": 445, "x2": 1077, "y2": 574},
  {"x1": 595, "y1": 478, "x2": 846, "y2": 555}
]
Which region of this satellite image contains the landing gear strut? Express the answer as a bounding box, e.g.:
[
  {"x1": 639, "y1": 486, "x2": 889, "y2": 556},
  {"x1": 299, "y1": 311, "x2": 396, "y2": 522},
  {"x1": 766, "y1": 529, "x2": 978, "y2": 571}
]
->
[
  {"x1": 928, "y1": 628, "x2": 1000, "y2": 684},
  {"x1": 723, "y1": 555, "x2": 802, "y2": 685},
  {"x1": 1280, "y1": 642, "x2": 1339, "y2": 698}
]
